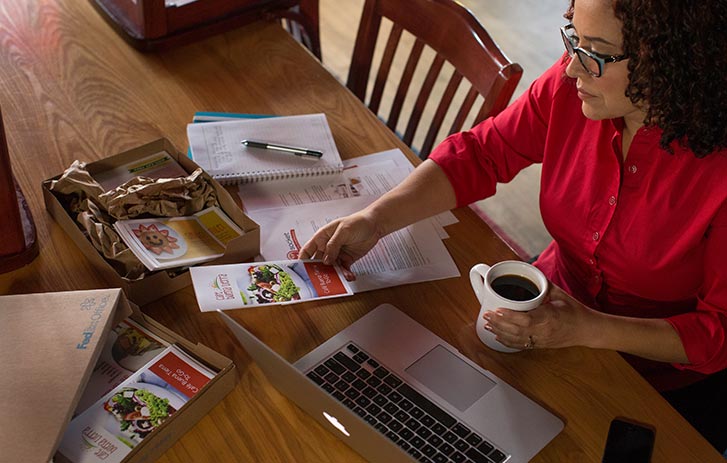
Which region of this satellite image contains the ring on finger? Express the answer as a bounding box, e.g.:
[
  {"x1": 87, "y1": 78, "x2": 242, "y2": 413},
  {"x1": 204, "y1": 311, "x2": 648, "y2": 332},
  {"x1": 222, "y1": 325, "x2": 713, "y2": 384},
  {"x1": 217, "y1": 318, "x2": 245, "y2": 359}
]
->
[{"x1": 524, "y1": 335, "x2": 535, "y2": 350}]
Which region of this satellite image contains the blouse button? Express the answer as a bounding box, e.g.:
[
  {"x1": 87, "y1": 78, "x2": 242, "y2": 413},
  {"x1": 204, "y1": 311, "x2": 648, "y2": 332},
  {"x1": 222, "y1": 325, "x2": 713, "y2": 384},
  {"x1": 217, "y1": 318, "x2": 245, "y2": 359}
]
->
[
  {"x1": 608, "y1": 196, "x2": 616, "y2": 206},
  {"x1": 592, "y1": 232, "x2": 600, "y2": 241},
  {"x1": 629, "y1": 165, "x2": 638, "y2": 174}
]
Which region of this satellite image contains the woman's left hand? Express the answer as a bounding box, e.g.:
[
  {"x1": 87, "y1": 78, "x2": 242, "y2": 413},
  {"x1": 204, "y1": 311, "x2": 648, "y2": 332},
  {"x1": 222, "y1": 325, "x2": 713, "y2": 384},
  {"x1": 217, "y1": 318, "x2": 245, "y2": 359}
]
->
[{"x1": 482, "y1": 285, "x2": 598, "y2": 350}]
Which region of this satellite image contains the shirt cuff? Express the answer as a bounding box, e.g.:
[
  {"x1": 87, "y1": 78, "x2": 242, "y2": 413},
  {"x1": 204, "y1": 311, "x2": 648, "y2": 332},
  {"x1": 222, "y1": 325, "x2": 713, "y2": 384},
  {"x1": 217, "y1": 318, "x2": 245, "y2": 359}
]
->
[{"x1": 667, "y1": 310, "x2": 727, "y2": 374}]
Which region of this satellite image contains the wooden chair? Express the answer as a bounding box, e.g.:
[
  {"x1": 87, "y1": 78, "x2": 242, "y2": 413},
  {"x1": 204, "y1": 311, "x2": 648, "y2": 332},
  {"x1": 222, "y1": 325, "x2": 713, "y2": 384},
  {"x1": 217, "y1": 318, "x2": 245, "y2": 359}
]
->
[
  {"x1": 275, "y1": 0, "x2": 321, "y2": 59},
  {"x1": 347, "y1": 0, "x2": 522, "y2": 159}
]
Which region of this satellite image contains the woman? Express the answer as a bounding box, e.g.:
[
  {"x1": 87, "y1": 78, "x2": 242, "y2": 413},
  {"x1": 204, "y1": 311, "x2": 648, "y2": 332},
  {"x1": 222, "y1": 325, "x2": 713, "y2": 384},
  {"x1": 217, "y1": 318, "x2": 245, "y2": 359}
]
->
[{"x1": 300, "y1": 0, "x2": 727, "y2": 453}]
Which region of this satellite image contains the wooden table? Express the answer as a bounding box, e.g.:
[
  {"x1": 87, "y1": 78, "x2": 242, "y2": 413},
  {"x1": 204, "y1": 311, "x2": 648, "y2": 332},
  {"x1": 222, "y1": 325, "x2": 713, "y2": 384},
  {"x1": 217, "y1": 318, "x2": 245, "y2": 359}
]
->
[{"x1": 0, "y1": 1, "x2": 721, "y2": 461}]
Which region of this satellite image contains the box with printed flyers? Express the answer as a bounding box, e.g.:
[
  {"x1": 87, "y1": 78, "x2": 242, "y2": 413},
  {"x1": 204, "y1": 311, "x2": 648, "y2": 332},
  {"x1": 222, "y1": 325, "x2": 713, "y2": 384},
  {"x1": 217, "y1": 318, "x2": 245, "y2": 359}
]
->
[
  {"x1": 42, "y1": 138, "x2": 261, "y2": 305},
  {"x1": 0, "y1": 288, "x2": 236, "y2": 463}
]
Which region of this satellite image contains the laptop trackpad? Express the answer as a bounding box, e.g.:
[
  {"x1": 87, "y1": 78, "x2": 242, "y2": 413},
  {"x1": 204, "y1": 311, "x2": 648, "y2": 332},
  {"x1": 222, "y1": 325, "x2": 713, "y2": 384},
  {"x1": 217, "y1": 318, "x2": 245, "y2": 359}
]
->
[{"x1": 405, "y1": 345, "x2": 496, "y2": 412}]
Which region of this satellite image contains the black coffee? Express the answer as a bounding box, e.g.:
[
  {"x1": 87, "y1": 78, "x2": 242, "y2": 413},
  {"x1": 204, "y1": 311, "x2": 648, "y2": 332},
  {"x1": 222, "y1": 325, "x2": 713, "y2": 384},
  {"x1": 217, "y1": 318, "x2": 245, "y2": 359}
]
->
[{"x1": 491, "y1": 274, "x2": 540, "y2": 301}]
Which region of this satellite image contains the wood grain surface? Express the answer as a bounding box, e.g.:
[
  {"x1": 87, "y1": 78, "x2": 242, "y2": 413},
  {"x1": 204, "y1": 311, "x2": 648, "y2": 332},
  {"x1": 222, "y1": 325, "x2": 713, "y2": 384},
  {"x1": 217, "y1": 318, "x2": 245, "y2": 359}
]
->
[{"x1": 0, "y1": 1, "x2": 721, "y2": 462}]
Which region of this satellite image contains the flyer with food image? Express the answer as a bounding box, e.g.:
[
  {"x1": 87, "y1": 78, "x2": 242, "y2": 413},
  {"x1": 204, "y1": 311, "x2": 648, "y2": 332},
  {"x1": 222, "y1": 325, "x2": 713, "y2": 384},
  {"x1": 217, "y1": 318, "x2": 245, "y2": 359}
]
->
[
  {"x1": 75, "y1": 318, "x2": 169, "y2": 415},
  {"x1": 190, "y1": 260, "x2": 353, "y2": 311},
  {"x1": 114, "y1": 206, "x2": 243, "y2": 271},
  {"x1": 59, "y1": 345, "x2": 215, "y2": 463}
]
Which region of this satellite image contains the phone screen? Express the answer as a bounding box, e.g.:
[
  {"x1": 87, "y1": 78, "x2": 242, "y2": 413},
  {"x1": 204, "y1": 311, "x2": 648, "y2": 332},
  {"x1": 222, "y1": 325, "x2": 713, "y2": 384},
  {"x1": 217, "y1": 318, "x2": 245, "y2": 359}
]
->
[{"x1": 601, "y1": 418, "x2": 655, "y2": 463}]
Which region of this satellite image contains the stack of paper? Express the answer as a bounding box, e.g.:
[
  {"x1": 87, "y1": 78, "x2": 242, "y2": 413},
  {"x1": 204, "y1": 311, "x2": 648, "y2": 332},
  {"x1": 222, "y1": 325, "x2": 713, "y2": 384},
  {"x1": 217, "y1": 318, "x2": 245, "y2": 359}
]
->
[
  {"x1": 187, "y1": 112, "x2": 460, "y2": 294},
  {"x1": 239, "y1": 148, "x2": 461, "y2": 293},
  {"x1": 74, "y1": 318, "x2": 169, "y2": 415},
  {"x1": 58, "y1": 345, "x2": 215, "y2": 462},
  {"x1": 114, "y1": 206, "x2": 244, "y2": 271}
]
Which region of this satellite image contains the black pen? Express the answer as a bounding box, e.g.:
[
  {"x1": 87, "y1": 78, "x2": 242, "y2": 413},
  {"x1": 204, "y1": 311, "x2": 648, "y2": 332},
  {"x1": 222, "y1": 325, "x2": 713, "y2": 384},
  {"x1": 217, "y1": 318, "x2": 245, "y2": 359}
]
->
[{"x1": 241, "y1": 139, "x2": 323, "y2": 159}]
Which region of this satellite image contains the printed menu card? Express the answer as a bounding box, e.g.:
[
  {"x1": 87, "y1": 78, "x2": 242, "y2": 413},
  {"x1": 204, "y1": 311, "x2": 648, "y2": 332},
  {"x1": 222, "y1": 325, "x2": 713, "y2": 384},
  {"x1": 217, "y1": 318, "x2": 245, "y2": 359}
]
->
[
  {"x1": 114, "y1": 206, "x2": 243, "y2": 271},
  {"x1": 58, "y1": 345, "x2": 215, "y2": 463},
  {"x1": 74, "y1": 318, "x2": 169, "y2": 415},
  {"x1": 190, "y1": 260, "x2": 353, "y2": 311}
]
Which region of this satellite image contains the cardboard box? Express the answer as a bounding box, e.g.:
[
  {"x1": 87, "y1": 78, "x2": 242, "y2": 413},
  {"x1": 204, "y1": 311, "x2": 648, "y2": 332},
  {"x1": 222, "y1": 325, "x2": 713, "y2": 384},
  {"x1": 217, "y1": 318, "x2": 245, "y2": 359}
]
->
[
  {"x1": 0, "y1": 288, "x2": 236, "y2": 463},
  {"x1": 43, "y1": 138, "x2": 260, "y2": 306}
]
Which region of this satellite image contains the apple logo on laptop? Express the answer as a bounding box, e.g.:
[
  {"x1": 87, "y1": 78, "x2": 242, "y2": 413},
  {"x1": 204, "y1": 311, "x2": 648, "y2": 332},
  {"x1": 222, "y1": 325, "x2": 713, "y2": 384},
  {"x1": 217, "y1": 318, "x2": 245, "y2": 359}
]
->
[{"x1": 323, "y1": 412, "x2": 350, "y2": 437}]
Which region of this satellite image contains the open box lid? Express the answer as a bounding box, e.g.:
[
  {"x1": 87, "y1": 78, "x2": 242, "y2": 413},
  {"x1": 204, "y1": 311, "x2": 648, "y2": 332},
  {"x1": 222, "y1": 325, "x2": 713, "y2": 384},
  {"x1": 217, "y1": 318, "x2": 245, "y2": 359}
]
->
[{"x1": 0, "y1": 288, "x2": 131, "y2": 463}]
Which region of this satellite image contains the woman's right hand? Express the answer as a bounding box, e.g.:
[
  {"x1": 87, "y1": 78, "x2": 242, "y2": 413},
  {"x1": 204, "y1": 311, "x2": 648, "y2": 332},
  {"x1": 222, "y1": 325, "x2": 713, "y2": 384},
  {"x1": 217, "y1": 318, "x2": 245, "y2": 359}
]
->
[
  {"x1": 298, "y1": 160, "x2": 457, "y2": 280},
  {"x1": 298, "y1": 210, "x2": 383, "y2": 280}
]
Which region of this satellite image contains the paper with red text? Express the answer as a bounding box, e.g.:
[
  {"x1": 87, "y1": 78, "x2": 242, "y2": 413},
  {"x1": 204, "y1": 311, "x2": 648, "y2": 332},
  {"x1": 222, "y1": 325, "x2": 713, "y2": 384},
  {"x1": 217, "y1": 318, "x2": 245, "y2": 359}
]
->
[
  {"x1": 190, "y1": 260, "x2": 353, "y2": 311},
  {"x1": 248, "y1": 196, "x2": 460, "y2": 293},
  {"x1": 74, "y1": 318, "x2": 169, "y2": 416},
  {"x1": 58, "y1": 345, "x2": 215, "y2": 463}
]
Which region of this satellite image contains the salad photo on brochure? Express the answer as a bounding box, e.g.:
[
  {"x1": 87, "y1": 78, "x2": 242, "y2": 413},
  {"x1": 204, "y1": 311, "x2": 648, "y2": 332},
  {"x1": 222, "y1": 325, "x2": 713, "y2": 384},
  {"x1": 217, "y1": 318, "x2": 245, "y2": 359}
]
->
[
  {"x1": 190, "y1": 260, "x2": 353, "y2": 311},
  {"x1": 58, "y1": 346, "x2": 215, "y2": 463},
  {"x1": 102, "y1": 383, "x2": 180, "y2": 447},
  {"x1": 246, "y1": 263, "x2": 308, "y2": 303}
]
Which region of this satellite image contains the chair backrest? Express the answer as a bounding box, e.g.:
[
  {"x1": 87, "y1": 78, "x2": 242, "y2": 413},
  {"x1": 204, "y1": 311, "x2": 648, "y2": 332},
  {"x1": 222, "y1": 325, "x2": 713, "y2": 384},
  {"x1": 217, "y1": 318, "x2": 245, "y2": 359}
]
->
[
  {"x1": 275, "y1": 0, "x2": 321, "y2": 59},
  {"x1": 347, "y1": 0, "x2": 522, "y2": 159}
]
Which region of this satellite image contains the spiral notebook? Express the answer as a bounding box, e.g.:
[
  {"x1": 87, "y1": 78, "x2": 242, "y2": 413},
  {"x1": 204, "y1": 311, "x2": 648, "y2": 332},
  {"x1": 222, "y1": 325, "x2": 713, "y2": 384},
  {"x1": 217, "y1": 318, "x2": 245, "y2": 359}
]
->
[{"x1": 187, "y1": 113, "x2": 344, "y2": 184}]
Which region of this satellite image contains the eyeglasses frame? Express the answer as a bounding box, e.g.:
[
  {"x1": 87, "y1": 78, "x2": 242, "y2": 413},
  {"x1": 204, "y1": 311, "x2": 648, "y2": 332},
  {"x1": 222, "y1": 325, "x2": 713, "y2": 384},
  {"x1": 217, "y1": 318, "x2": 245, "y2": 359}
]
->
[{"x1": 560, "y1": 24, "x2": 628, "y2": 77}]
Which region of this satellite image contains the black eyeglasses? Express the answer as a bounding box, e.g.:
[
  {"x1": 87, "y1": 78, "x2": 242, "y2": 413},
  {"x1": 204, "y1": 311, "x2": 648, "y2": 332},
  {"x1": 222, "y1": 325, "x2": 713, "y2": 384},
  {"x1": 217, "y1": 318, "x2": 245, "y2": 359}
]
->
[{"x1": 560, "y1": 24, "x2": 628, "y2": 77}]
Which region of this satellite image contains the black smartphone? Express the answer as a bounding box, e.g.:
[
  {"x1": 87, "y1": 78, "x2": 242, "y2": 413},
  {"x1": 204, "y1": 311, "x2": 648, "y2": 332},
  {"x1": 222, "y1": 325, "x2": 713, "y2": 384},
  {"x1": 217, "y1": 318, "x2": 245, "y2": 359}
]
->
[{"x1": 601, "y1": 418, "x2": 655, "y2": 463}]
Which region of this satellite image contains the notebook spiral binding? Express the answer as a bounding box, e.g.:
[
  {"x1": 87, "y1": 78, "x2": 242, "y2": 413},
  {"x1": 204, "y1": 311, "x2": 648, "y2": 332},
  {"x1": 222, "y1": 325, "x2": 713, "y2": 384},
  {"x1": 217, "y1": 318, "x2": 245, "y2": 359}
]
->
[{"x1": 216, "y1": 165, "x2": 343, "y2": 185}]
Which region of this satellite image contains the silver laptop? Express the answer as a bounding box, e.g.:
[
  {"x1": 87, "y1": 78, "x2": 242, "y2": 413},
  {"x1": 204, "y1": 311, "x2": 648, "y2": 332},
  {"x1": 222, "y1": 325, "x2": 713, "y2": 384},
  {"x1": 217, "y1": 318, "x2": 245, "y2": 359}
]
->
[{"x1": 218, "y1": 304, "x2": 563, "y2": 463}]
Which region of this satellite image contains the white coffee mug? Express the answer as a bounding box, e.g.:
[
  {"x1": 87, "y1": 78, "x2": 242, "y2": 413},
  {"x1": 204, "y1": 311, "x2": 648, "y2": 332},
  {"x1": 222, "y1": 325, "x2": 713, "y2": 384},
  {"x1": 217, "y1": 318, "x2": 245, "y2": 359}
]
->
[{"x1": 469, "y1": 260, "x2": 549, "y2": 353}]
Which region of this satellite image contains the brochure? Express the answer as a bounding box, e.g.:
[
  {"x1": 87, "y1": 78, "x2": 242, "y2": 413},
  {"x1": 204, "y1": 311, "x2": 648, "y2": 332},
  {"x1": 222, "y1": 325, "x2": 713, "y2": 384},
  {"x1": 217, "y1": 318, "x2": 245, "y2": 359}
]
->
[
  {"x1": 74, "y1": 318, "x2": 169, "y2": 415},
  {"x1": 58, "y1": 345, "x2": 216, "y2": 463},
  {"x1": 114, "y1": 206, "x2": 244, "y2": 271},
  {"x1": 92, "y1": 151, "x2": 189, "y2": 191},
  {"x1": 247, "y1": 196, "x2": 461, "y2": 293},
  {"x1": 190, "y1": 260, "x2": 353, "y2": 311}
]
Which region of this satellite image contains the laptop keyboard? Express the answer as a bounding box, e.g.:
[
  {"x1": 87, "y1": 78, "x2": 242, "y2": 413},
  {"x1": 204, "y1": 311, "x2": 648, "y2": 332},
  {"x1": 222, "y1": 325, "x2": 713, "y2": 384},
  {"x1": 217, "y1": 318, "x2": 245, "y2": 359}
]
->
[{"x1": 305, "y1": 343, "x2": 509, "y2": 463}]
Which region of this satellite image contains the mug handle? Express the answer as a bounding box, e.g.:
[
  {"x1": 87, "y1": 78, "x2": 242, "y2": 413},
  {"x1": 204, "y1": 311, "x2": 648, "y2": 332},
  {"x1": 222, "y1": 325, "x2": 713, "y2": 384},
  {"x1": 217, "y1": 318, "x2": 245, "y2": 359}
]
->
[{"x1": 469, "y1": 263, "x2": 491, "y2": 306}]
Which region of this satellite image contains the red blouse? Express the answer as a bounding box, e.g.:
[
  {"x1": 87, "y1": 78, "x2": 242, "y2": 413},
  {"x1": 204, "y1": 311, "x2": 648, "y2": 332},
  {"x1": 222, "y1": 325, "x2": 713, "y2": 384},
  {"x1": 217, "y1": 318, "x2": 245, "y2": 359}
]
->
[{"x1": 429, "y1": 58, "x2": 727, "y2": 391}]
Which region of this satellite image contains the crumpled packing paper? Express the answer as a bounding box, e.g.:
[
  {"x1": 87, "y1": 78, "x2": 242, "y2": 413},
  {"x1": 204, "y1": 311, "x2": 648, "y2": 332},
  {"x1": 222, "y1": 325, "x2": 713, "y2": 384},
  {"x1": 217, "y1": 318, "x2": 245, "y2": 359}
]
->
[{"x1": 49, "y1": 160, "x2": 217, "y2": 280}]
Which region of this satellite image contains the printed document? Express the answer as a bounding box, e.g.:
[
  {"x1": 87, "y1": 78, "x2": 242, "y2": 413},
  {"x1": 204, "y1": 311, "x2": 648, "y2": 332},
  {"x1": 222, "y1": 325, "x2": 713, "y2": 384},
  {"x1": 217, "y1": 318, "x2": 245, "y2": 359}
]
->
[
  {"x1": 114, "y1": 206, "x2": 243, "y2": 271},
  {"x1": 341, "y1": 149, "x2": 459, "y2": 230},
  {"x1": 59, "y1": 345, "x2": 215, "y2": 463},
  {"x1": 237, "y1": 162, "x2": 406, "y2": 212},
  {"x1": 237, "y1": 148, "x2": 458, "y2": 238},
  {"x1": 247, "y1": 196, "x2": 460, "y2": 293},
  {"x1": 190, "y1": 260, "x2": 353, "y2": 311}
]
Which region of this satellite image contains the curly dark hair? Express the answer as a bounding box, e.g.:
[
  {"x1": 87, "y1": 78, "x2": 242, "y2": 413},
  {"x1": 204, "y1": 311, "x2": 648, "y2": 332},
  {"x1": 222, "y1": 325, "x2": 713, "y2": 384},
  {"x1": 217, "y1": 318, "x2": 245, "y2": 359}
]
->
[{"x1": 566, "y1": 0, "x2": 727, "y2": 157}]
